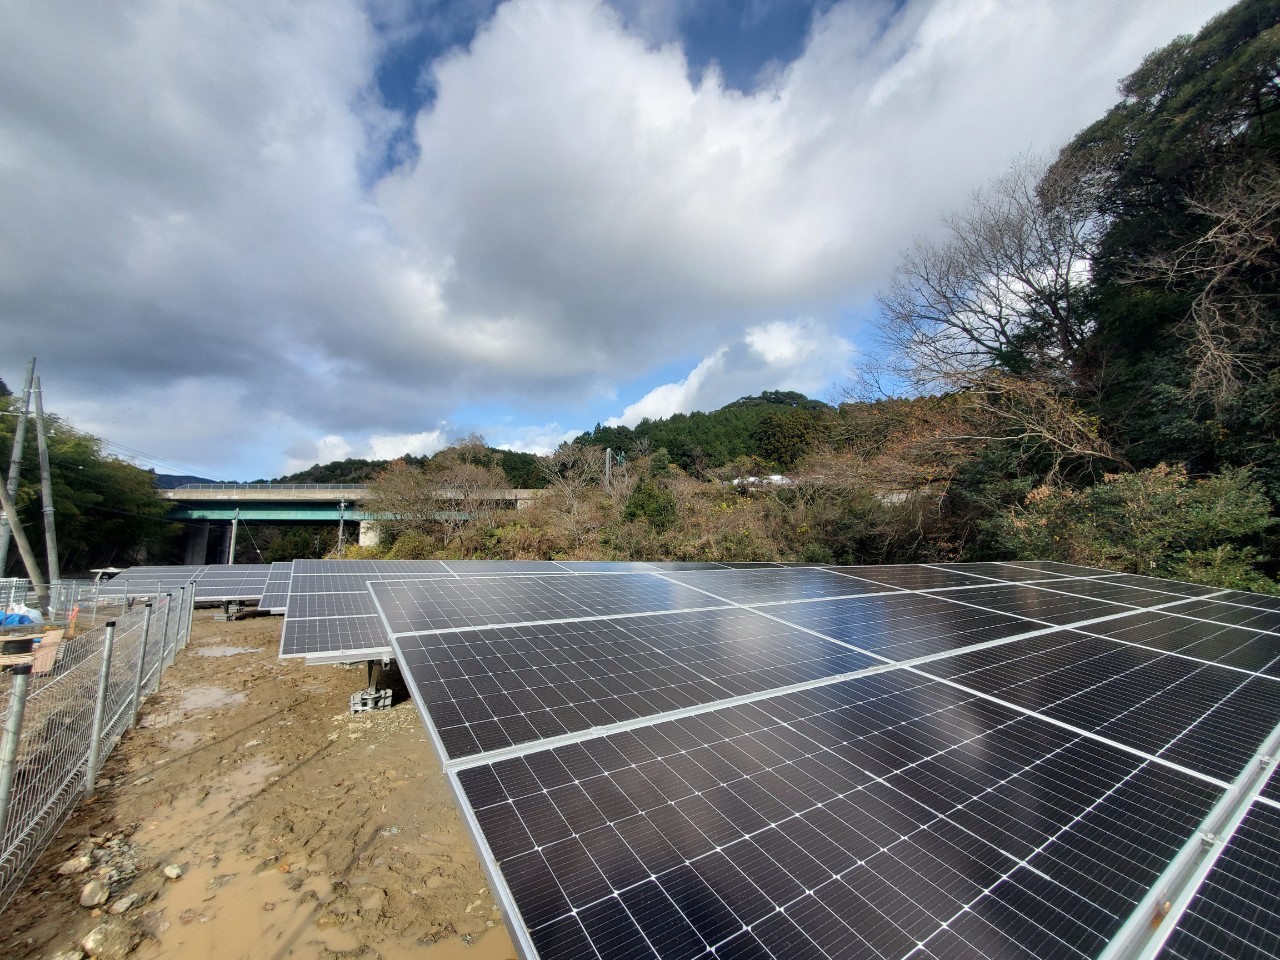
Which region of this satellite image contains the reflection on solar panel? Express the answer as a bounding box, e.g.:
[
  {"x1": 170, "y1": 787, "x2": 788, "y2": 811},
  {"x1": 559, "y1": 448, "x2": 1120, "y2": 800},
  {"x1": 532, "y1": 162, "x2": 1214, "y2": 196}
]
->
[
  {"x1": 368, "y1": 563, "x2": 1280, "y2": 959},
  {"x1": 278, "y1": 559, "x2": 659, "y2": 660}
]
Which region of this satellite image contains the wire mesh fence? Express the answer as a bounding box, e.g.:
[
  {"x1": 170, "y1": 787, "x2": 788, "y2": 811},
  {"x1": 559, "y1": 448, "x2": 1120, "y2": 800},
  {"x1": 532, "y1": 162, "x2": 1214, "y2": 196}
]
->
[{"x1": 0, "y1": 585, "x2": 196, "y2": 912}]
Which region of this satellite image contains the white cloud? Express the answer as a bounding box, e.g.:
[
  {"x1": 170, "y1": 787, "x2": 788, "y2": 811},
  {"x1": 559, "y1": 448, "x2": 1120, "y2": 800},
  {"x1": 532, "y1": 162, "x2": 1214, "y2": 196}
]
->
[
  {"x1": 487, "y1": 423, "x2": 583, "y2": 455},
  {"x1": 366, "y1": 429, "x2": 448, "y2": 459},
  {"x1": 608, "y1": 317, "x2": 853, "y2": 425},
  {"x1": 0, "y1": 0, "x2": 1233, "y2": 477}
]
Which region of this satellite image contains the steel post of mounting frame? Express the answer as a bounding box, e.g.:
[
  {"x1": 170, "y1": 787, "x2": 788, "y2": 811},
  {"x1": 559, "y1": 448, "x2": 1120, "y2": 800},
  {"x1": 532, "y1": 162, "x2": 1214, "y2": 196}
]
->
[
  {"x1": 84, "y1": 621, "x2": 116, "y2": 795},
  {"x1": 32, "y1": 377, "x2": 60, "y2": 587},
  {"x1": 0, "y1": 358, "x2": 35, "y2": 574},
  {"x1": 131, "y1": 603, "x2": 153, "y2": 727},
  {"x1": 0, "y1": 664, "x2": 33, "y2": 848}
]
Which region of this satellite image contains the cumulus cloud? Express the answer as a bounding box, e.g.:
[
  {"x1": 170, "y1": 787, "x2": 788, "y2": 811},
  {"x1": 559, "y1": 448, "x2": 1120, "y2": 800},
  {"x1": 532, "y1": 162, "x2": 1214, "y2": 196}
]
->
[
  {"x1": 0, "y1": 0, "x2": 1232, "y2": 477},
  {"x1": 608, "y1": 317, "x2": 853, "y2": 425}
]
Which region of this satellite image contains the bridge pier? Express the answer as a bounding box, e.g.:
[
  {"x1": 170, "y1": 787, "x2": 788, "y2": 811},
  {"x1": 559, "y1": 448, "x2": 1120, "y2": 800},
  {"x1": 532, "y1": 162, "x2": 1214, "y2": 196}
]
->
[
  {"x1": 358, "y1": 520, "x2": 380, "y2": 548},
  {"x1": 183, "y1": 522, "x2": 211, "y2": 564}
]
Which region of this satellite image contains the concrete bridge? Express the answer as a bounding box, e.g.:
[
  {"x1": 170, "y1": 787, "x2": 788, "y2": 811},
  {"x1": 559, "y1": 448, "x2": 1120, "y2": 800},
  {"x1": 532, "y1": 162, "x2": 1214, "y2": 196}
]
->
[{"x1": 160, "y1": 483, "x2": 544, "y2": 562}]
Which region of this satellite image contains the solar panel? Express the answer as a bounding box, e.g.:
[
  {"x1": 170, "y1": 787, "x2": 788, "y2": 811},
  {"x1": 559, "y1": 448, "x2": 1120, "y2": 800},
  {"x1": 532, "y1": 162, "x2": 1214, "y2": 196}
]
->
[
  {"x1": 96, "y1": 565, "x2": 206, "y2": 596},
  {"x1": 1077, "y1": 611, "x2": 1280, "y2": 676},
  {"x1": 452, "y1": 672, "x2": 1223, "y2": 960},
  {"x1": 926, "y1": 562, "x2": 1075, "y2": 583},
  {"x1": 366, "y1": 564, "x2": 1280, "y2": 959},
  {"x1": 826, "y1": 564, "x2": 985, "y2": 590},
  {"x1": 371, "y1": 573, "x2": 727, "y2": 636},
  {"x1": 653, "y1": 567, "x2": 889, "y2": 604},
  {"x1": 259, "y1": 561, "x2": 293, "y2": 613},
  {"x1": 1158, "y1": 801, "x2": 1280, "y2": 959},
  {"x1": 396, "y1": 607, "x2": 878, "y2": 760},
  {"x1": 916, "y1": 631, "x2": 1280, "y2": 782},
  {"x1": 761, "y1": 592, "x2": 1034, "y2": 663},
  {"x1": 192, "y1": 564, "x2": 273, "y2": 601}
]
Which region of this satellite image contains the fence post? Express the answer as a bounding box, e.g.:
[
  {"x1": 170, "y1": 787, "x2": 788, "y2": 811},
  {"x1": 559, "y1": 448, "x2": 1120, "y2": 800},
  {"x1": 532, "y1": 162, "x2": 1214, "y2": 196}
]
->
[
  {"x1": 183, "y1": 580, "x2": 197, "y2": 649},
  {"x1": 165, "y1": 588, "x2": 182, "y2": 669},
  {"x1": 84, "y1": 621, "x2": 116, "y2": 796},
  {"x1": 0, "y1": 664, "x2": 34, "y2": 849},
  {"x1": 160, "y1": 593, "x2": 174, "y2": 667},
  {"x1": 131, "y1": 603, "x2": 153, "y2": 727}
]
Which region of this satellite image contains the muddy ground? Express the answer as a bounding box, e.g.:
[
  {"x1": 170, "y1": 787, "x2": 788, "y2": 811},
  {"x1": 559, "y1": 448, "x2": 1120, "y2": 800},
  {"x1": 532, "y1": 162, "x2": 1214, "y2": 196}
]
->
[{"x1": 1, "y1": 609, "x2": 518, "y2": 960}]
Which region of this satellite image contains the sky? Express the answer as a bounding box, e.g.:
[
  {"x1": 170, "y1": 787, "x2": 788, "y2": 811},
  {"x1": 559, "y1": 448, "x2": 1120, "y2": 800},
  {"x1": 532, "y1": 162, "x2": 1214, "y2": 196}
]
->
[{"x1": 0, "y1": 0, "x2": 1235, "y2": 481}]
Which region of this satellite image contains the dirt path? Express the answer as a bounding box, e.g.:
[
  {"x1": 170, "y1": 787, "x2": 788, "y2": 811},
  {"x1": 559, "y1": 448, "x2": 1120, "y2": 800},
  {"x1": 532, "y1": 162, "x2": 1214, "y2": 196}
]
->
[{"x1": 2, "y1": 610, "x2": 518, "y2": 960}]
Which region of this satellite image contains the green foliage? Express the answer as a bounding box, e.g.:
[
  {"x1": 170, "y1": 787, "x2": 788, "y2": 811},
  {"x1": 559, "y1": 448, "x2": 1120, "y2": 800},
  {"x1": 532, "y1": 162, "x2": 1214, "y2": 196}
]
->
[
  {"x1": 753, "y1": 410, "x2": 820, "y2": 469},
  {"x1": 575, "y1": 392, "x2": 832, "y2": 474},
  {"x1": 0, "y1": 400, "x2": 177, "y2": 574},
  {"x1": 259, "y1": 525, "x2": 336, "y2": 562},
  {"x1": 999, "y1": 465, "x2": 1277, "y2": 590},
  {"x1": 623, "y1": 480, "x2": 678, "y2": 532},
  {"x1": 385, "y1": 530, "x2": 435, "y2": 560}
]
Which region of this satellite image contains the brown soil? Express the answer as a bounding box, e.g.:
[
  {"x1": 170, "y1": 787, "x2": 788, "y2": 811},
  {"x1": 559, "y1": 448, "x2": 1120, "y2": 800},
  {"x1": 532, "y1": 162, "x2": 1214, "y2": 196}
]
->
[{"x1": 1, "y1": 610, "x2": 518, "y2": 960}]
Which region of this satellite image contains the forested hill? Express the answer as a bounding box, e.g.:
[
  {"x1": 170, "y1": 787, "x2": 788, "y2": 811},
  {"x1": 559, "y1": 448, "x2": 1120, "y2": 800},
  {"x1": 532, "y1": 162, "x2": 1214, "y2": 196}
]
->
[
  {"x1": 270, "y1": 448, "x2": 548, "y2": 488},
  {"x1": 269, "y1": 391, "x2": 831, "y2": 486},
  {"x1": 575, "y1": 390, "x2": 832, "y2": 473}
]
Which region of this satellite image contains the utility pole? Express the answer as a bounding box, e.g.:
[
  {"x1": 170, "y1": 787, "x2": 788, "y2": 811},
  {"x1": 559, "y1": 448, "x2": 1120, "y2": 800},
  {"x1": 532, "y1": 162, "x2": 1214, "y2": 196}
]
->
[
  {"x1": 0, "y1": 358, "x2": 35, "y2": 573},
  {"x1": 227, "y1": 508, "x2": 239, "y2": 565},
  {"x1": 604, "y1": 448, "x2": 612, "y2": 493},
  {"x1": 337, "y1": 499, "x2": 347, "y2": 552},
  {"x1": 0, "y1": 477, "x2": 49, "y2": 617},
  {"x1": 32, "y1": 377, "x2": 59, "y2": 586}
]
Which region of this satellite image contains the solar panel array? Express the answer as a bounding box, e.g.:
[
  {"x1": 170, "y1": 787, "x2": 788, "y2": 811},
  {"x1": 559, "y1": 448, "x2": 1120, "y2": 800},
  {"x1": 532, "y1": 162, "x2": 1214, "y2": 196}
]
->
[
  {"x1": 97, "y1": 563, "x2": 274, "y2": 601},
  {"x1": 364, "y1": 562, "x2": 1280, "y2": 960},
  {"x1": 277, "y1": 560, "x2": 790, "y2": 660}
]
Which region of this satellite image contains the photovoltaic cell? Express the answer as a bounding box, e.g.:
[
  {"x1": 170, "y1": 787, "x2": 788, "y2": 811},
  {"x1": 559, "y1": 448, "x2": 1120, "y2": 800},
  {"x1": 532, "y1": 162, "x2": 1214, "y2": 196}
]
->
[
  {"x1": 1158, "y1": 803, "x2": 1280, "y2": 960},
  {"x1": 762, "y1": 592, "x2": 1033, "y2": 663},
  {"x1": 372, "y1": 574, "x2": 726, "y2": 636},
  {"x1": 1033, "y1": 577, "x2": 1202, "y2": 609},
  {"x1": 928, "y1": 582, "x2": 1137, "y2": 626},
  {"x1": 259, "y1": 561, "x2": 293, "y2": 613},
  {"x1": 395, "y1": 607, "x2": 877, "y2": 759},
  {"x1": 654, "y1": 567, "x2": 887, "y2": 604},
  {"x1": 1000, "y1": 560, "x2": 1112, "y2": 577},
  {"x1": 1079, "y1": 611, "x2": 1280, "y2": 676},
  {"x1": 284, "y1": 561, "x2": 1280, "y2": 956},
  {"x1": 927, "y1": 562, "x2": 1074, "y2": 583},
  {"x1": 286, "y1": 590, "x2": 378, "y2": 619},
  {"x1": 1149, "y1": 597, "x2": 1280, "y2": 634},
  {"x1": 281, "y1": 614, "x2": 386, "y2": 658},
  {"x1": 456, "y1": 672, "x2": 1223, "y2": 960},
  {"x1": 1097, "y1": 573, "x2": 1226, "y2": 598},
  {"x1": 917, "y1": 631, "x2": 1280, "y2": 781},
  {"x1": 826, "y1": 564, "x2": 983, "y2": 590}
]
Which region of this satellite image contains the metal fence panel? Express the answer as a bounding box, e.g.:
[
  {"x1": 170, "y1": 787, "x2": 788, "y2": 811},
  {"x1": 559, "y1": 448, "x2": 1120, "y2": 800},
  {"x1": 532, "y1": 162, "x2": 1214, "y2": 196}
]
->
[{"x1": 0, "y1": 594, "x2": 190, "y2": 911}]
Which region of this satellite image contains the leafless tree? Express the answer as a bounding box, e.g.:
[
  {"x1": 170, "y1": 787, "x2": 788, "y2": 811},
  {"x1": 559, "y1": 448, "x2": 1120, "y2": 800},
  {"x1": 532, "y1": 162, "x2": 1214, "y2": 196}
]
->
[
  {"x1": 1130, "y1": 162, "x2": 1280, "y2": 409},
  {"x1": 877, "y1": 153, "x2": 1108, "y2": 394},
  {"x1": 539, "y1": 443, "x2": 606, "y2": 547},
  {"x1": 363, "y1": 460, "x2": 443, "y2": 544}
]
